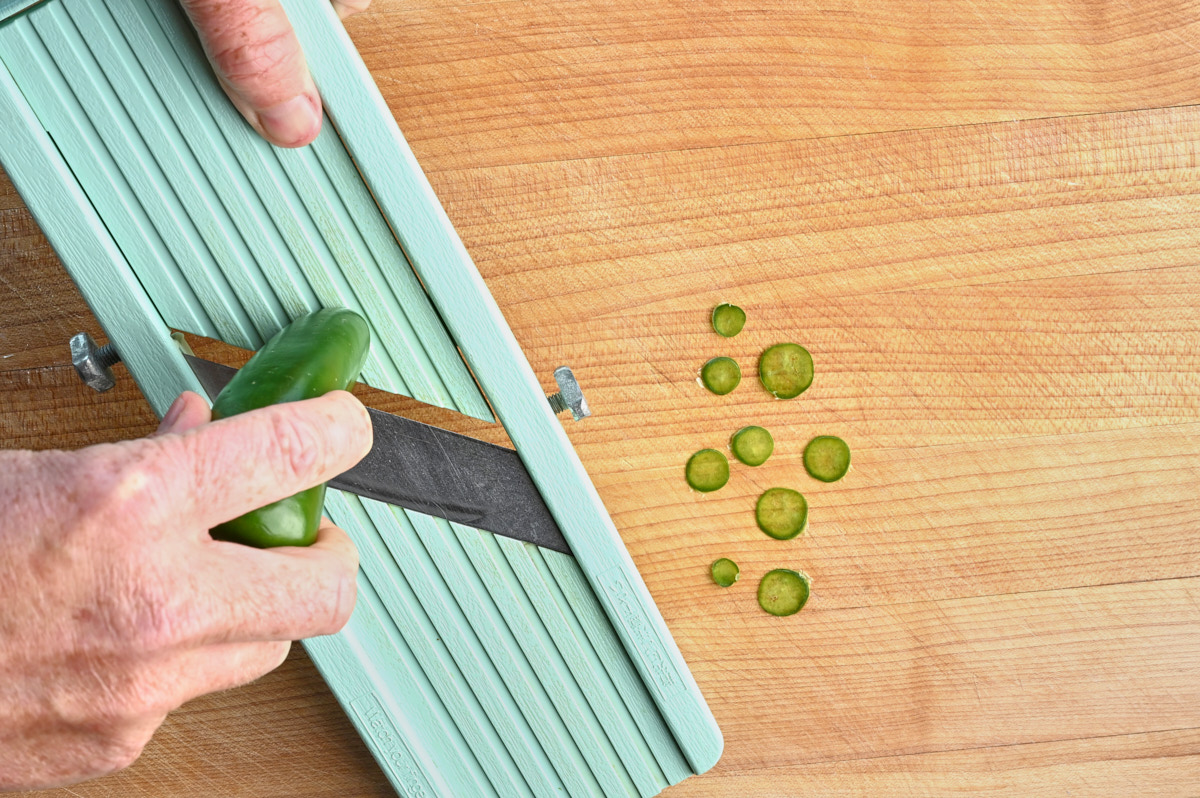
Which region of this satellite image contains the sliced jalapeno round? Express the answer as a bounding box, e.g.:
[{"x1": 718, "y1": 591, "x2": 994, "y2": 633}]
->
[
  {"x1": 700, "y1": 356, "x2": 741, "y2": 395},
  {"x1": 730, "y1": 425, "x2": 774, "y2": 466},
  {"x1": 686, "y1": 449, "x2": 730, "y2": 493},
  {"x1": 804, "y1": 435, "x2": 851, "y2": 482},
  {"x1": 755, "y1": 487, "x2": 808, "y2": 540},
  {"x1": 757, "y1": 569, "x2": 811, "y2": 616},
  {"x1": 710, "y1": 558, "x2": 740, "y2": 587},
  {"x1": 711, "y1": 303, "x2": 746, "y2": 338},
  {"x1": 759, "y1": 343, "x2": 813, "y2": 399}
]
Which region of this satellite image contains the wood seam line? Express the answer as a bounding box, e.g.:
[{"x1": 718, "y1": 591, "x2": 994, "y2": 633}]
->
[{"x1": 428, "y1": 102, "x2": 1200, "y2": 174}]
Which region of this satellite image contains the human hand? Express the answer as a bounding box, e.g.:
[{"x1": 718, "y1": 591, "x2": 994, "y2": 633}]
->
[
  {"x1": 0, "y1": 389, "x2": 372, "y2": 791},
  {"x1": 179, "y1": 0, "x2": 372, "y2": 148}
]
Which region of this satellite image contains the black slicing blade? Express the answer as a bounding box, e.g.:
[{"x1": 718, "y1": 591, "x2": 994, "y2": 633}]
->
[{"x1": 183, "y1": 355, "x2": 571, "y2": 555}]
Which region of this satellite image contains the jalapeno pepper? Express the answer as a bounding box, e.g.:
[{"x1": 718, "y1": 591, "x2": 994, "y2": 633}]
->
[{"x1": 209, "y1": 308, "x2": 371, "y2": 548}]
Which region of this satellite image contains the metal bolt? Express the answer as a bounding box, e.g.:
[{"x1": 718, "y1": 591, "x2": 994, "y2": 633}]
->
[
  {"x1": 70, "y1": 332, "x2": 121, "y2": 392},
  {"x1": 547, "y1": 366, "x2": 590, "y2": 421}
]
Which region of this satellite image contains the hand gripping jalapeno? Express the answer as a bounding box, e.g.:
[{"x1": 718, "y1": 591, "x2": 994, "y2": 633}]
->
[{"x1": 209, "y1": 308, "x2": 371, "y2": 548}]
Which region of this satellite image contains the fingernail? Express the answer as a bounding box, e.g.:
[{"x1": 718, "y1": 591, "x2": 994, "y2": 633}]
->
[
  {"x1": 156, "y1": 394, "x2": 187, "y2": 435},
  {"x1": 256, "y1": 93, "x2": 321, "y2": 148}
]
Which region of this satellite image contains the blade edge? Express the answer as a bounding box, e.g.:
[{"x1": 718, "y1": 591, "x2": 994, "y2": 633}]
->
[{"x1": 183, "y1": 354, "x2": 572, "y2": 554}]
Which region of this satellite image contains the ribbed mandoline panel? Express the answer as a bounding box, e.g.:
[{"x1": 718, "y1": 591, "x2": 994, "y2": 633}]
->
[
  {"x1": 1, "y1": 0, "x2": 492, "y2": 419},
  {"x1": 0, "y1": 1, "x2": 695, "y2": 795}
]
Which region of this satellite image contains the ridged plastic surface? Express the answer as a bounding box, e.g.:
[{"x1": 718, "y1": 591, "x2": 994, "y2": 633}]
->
[
  {"x1": 0, "y1": 1, "x2": 722, "y2": 795},
  {"x1": 0, "y1": 0, "x2": 491, "y2": 418}
]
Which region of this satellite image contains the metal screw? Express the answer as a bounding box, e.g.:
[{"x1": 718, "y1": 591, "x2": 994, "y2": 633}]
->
[
  {"x1": 70, "y1": 332, "x2": 121, "y2": 392},
  {"x1": 547, "y1": 366, "x2": 590, "y2": 421}
]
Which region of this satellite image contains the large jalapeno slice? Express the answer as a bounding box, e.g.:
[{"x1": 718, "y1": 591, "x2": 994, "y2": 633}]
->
[{"x1": 209, "y1": 308, "x2": 371, "y2": 548}]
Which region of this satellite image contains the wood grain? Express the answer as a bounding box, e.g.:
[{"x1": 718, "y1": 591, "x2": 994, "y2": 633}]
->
[
  {"x1": 3, "y1": 0, "x2": 1199, "y2": 795},
  {"x1": 352, "y1": 0, "x2": 1200, "y2": 170}
]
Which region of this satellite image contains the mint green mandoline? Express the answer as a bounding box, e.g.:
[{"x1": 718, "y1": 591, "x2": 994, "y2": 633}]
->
[{"x1": 0, "y1": 0, "x2": 723, "y2": 795}]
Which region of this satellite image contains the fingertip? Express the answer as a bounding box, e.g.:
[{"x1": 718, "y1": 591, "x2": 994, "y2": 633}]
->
[
  {"x1": 319, "y1": 390, "x2": 373, "y2": 463},
  {"x1": 269, "y1": 640, "x2": 293, "y2": 674},
  {"x1": 182, "y1": 0, "x2": 321, "y2": 148},
  {"x1": 331, "y1": 0, "x2": 371, "y2": 20},
  {"x1": 311, "y1": 519, "x2": 359, "y2": 575},
  {"x1": 155, "y1": 393, "x2": 188, "y2": 436},
  {"x1": 154, "y1": 391, "x2": 212, "y2": 436},
  {"x1": 253, "y1": 90, "x2": 323, "y2": 149},
  {"x1": 275, "y1": 519, "x2": 358, "y2": 633},
  {"x1": 202, "y1": 525, "x2": 358, "y2": 642},
  {"x1": 315, "y1": 522, "x2": 359, "y2": 631}
]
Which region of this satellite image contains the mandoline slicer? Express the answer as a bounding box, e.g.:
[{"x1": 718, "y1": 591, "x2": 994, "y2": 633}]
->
[{"x1": 0, "y1": 0, "x2": 723, "y2": 795}]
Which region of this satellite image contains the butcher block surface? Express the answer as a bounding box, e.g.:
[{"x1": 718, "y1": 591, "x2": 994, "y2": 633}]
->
[{"x1": 3, "y1": 0, "x2": 1199, "y2": 794}]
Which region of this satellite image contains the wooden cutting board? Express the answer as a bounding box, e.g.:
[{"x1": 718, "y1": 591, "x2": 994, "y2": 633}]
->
[{"x1": 3, "y1": 0, "x2": 1199, "y2": 794}]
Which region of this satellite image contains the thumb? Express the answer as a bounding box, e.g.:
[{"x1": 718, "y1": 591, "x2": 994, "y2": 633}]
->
[
  {"x1": 180, "y1": 0, "x2": 322, "y2": 148},
  {"x1": 154, "y1": 391, "x2": 213, "y2": 437}
]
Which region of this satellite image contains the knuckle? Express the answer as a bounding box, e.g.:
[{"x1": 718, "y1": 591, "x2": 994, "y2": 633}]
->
[
  {"x1": 103, "y1": 661, "x2": 184, "y2": 724},
  {"x1": 51, "y1": 654, "x2": 170, "y2": 732},
  {"x1": 61, "y1": 447, "x2": 134, "y2": 519},
  {"x1": 94, "y1": 731, "x2": 150, "y2": 775},
  {"x1": 211, "y1": 25, "x2": 294, "y2": 84},
  {"x1": 181, "y1": 0, "x2": 305, "y2": 104},
  {"x1": 69, "y1": 439, "x2": 173, "y2": 528},
  {"x1": 245, "y1": 556, "x2": 342, "y2": 640},
  {"x1": 267, "y1": 410, "x2": 323, "y2": 485},
  {"x1": 202, "y1": 19, "x2": 302, "y2": 95},
  {"x1": 120, "y1": 667, "x2": 179, "y2": 719},
  {"x1": 100, "y1": 566, "x2": 199, "y2": 651},
  {"x1": 91, "y1": 673, "x2": 149, "y2": 723},
  {"x1": 93, "y1": 745, "x2": 137, "y2": 777},
  {"x1": 135, "y1": 589, "x2": 196, "y2": 651}
]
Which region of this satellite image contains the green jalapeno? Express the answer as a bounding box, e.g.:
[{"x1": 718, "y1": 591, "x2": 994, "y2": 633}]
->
[{"x1": 209, "y1": 308, "x2": 371, "y2": 548}]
